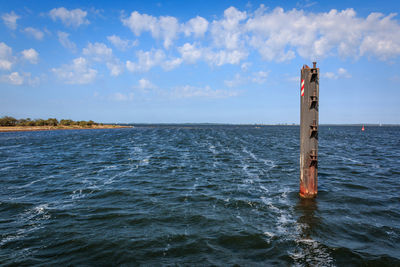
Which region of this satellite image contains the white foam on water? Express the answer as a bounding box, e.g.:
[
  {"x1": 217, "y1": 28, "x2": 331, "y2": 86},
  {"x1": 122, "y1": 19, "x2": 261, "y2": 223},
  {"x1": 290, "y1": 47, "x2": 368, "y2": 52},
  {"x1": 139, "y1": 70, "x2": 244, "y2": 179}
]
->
[
  {"x1": 1, "y1": 203, "x2": 51, "y2": 246},
  {"x1": 236, "y1": 215, "x2": 245, "y2": 223},
  {"x1": 0, "y1": 144, "x2": 22, "y2": 150},
  {"x1": 206, "y1": 140, "x2": 225, "y2": 168},
  {"x1": 71, "y1": 189, "x2": 88, "y2": 199},
  {"x1": 208, "y1": 144, "x2": 217, "y2": 155},
  {"x1": 337, "y1": 155, "x2": 363, "y2": 165},
  {"x1": 242, "y1": 147, "x2": 258, "y2": 161},
  {"x1": 260, "y1": 197, "x2": 280, "y2": 213},
  {"x1": 290, "y1": 237, "x2": 335, "y2": 267},
  {"x1": 241, "y1": 146, "x2": 276, "y2": 172},
  {"x1": 259, "y1": 186, "x2": 335, "y2": 266},
  {"x1": 8, "y1": 176, "x2": 47, "y2": 189},
  {"x1": 263, "y1": 231, "x2": 275, "y2": 238},
  {"x1": 259, "y1": 185, "x2": 269, "y2": 193},
  {"x1": 0, "y1": 226, "x2": 42, "y2": 246},
  {"x1": 141, "y1": 158, "x2": 150, "y2": 165},
  {"x1": 261, "y1": 158, "x2": 277, "y2": 171}
]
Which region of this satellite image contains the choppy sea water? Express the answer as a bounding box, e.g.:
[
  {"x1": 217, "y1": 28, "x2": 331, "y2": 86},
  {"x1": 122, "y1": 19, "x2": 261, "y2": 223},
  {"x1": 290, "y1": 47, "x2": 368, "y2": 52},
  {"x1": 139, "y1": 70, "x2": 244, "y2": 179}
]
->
[{"x1": 0, "y1": 125, "x2": 399, "y2": 266}]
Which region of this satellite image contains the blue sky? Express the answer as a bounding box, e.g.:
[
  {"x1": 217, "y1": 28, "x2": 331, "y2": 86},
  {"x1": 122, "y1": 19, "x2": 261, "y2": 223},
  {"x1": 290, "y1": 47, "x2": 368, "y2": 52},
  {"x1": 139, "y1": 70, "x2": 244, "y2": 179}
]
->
[{"x1": 1, "y1": 0, "x2": 399, "y2": 124}]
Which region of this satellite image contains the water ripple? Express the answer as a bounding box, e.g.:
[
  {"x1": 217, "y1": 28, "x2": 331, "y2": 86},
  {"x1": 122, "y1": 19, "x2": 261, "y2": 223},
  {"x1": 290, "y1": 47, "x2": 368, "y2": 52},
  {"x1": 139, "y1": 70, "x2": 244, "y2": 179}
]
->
[{"x1": 0, "y1": 126, "x2": 399, "y2": 265}]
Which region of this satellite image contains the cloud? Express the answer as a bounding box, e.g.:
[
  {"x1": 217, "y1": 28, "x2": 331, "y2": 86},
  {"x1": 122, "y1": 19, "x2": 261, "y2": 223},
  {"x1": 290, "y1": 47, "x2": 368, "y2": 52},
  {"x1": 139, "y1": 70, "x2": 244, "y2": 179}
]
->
[
  {"x1": 21, "y1": 48, "x2": 39, "y2": 64},
  {"x1": 83, "y1": 42, "x2": 112, "y2": 61},
  {"x1": 52, "y1": 57, "x2": 97, "y2": 84},
  {"x1": 49, "y1": 7, "x2": 89, "y2": 27},
  {"x1": 1, "y1": 72, "x2": 23, "y2": 85},
  {"x1": 178, "y1": 43, "x2": 203, "y2": 63},
  {"x1": 0, "y1": 42, "x2": 13, "y2": 70},
  {"x1": 23, "y1": 27, "x2": 44, "y2": 40},
  {"x1": 111, "y1": 92, "x2": 134, "y2": 101},
  {"x1": 137, "y1": 78, "x2": 157, "y2": 90},
  {"x1": 121, "y1": 8, "x2": 245, "y2": 52},
  {"x1": 224, "y1": 73, "x2": 244, "y2": 87},
  {"x1": 58, "y1": 31, "x2": 76, "y2": 51},
  {"x1": 245, "y1": 5, "x2": 400, "y2": 61},
  {"x1": 106, "y1": 61, "x2": 123, "y2": 76},
  {"x1": 82, "y1": 42, "x2": 123, "y2": 76},
  {"x1": 1, "y1": 71, "x2": 39, "y2": 86},
  {"x1": 163, "y1": 57, "x2": 183, "y2": 70},
  {"x1": 205, "y1": 49, "x2": 247, "y2": 66},
  {"x1": 107, "y1": 35, "x2": 137, "y2": 51},
  {"x1": 126, "y1": 49, "x2": 166, "y2": 72},
  {"x1": 182, "y1": 16, "x2": 209, "y2": 37},
  {"x1": 224, "y1": 70, "x2": 268, "y2": 87},
  {"x1": 172, "y1": 85, "x2": 239, "y2": 99},
  {"x1": 337, "y1": 68, "x2": 351, "y2": 78},
  {"x1": 211, "y1": 6, "x2": 247, "y2": 50},
  {"x1": 296, "y1": 0, "x2": 317, "y2": 9},
  {"x1": 322, "y1": 67, "x2": 351, "y2": 79},
  {"x1": 122, "y1": 11, "x2": 179, "y2": 49},
  {"x1": 118, "y1": 6, "x2": 400, "y2": 70},
  {"x1": 241, "y1": 62, "x2": 251, "y2": 71},
  {"x1": 178, "y1": 43, "x2": 247, "y2": 66},
  {"x1": 2, "y1": 11, "x2": 20, "y2": 30},
  {"x1": 251, "y1": 71, "x2": 269, "y2": 84},
  {"x1": 359, "y1": 13, "x2": 400, "y2": 60}
]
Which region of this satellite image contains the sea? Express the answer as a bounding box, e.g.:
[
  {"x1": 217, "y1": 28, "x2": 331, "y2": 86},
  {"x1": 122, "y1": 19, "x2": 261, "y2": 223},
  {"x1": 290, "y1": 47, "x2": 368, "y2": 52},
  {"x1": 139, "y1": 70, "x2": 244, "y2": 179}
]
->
[{"x1": 0, "y1": 125, "x2": 399, "y2": 266}]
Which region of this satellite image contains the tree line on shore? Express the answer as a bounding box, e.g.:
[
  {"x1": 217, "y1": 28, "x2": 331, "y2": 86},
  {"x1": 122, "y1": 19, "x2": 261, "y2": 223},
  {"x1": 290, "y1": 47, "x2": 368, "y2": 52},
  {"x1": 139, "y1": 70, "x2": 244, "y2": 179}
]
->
[{"x1": 0, "y1": 116, "x2": 102, "y2": 127}]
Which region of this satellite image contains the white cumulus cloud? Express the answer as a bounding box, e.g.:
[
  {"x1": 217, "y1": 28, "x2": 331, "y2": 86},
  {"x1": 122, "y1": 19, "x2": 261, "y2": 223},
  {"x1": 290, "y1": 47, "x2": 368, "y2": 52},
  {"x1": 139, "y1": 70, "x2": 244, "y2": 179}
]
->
[
  {"x1": 323, "y1": 67, "x2": 351, "y2": 79},
  {"x1": 251, "y1": 71, "x2": 269, "y2": 84},
  {"x1": 49, "y1": 7, "x2": 89, "y2": 27},
  {"x1": 211, "y1": 6, "x2": 247, "y2": 50},
  {"x1": 52, "y1": 57, "x2": 97, "y2": 84},
  {"x1": 58, "y1": 31, "x2": 76, "y2": 51},
  {"x1": 83, "y1": 42, "x2": 112, "y2": 61},
  {"x1": 126, "y1": 49, "x2": 166, "y2": 72},
  {"x1": 0, "y1": 42, "x2": 13, "y2": 70},
  {"x1": 107, "y1": 35, "x2": 137, "y2": 51},
  {"x1": 122, "y1": 11, "x2": 179, "y2": 49},
  {"x1": 182, "y1": 16, "x2": 209, "y2": 37},
  {"x1": 205, "y1": 49, "x2": 247, "y2": 66},
  {"x1": 224, "y1": 70, "x2": 268, "y2": 87},
  {"x1": 177, "y1": 43, "x2": 247, "y2": 66},
  {"x1": 106, "y1": 61, "x2": 124, "y2": 76},
  {"x1": 1, "y1": 72, "x2": 39, "y2": 86},
  {"x1": 137, "y1": 78, "x2": 157, "y2": 90},
  {"x1": 2, "y1": 72, "x2": 23, "y2": 85},
  {"x1": 178, "y1": 43, "x2": 203, "y2": 63},
  {"x1": 82, "y1": 42, "x2": 123, "y2": 76},
  {"x1": 245, "y1": 5, "x2": 400, "y2": 61},
  {"x1": 23, "y1": 27, "x2": 44, "y2": 40},
  {"x1": 21, "y1": 48, "x2": 39, "y2": 64},
  {"x1": 2, "y1": 11, "x2": 20, "y2": 30}
]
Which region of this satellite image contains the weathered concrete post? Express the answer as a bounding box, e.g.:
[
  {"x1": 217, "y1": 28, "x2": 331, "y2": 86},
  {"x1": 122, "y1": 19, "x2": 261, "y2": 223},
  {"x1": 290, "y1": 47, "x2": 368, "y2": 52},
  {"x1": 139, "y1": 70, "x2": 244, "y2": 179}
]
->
[{"x1": 300, "y1": 62, "x2": 319, "y2": 198}]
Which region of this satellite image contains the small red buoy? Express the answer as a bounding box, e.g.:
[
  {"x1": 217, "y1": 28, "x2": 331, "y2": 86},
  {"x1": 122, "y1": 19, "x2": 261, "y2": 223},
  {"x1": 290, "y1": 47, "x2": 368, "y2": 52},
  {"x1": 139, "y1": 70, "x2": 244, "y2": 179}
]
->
[{"x1": 362, "y1": 125, "x2": 365, "y2": 131}]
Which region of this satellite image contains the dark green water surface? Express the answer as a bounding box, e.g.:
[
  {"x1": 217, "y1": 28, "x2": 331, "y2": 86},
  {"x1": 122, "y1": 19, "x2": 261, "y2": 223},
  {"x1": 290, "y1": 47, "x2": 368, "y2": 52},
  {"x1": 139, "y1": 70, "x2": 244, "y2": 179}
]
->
[{"x1": 0, "y1": 125, "x2": 399, "y2": 266}]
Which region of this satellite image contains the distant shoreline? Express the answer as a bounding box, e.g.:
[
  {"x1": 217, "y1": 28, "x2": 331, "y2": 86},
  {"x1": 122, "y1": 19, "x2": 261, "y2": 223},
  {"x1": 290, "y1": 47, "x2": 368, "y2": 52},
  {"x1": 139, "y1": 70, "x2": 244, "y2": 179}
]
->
[{"x1": 0, "y1": 125, "x2": 132, "y2": 132}]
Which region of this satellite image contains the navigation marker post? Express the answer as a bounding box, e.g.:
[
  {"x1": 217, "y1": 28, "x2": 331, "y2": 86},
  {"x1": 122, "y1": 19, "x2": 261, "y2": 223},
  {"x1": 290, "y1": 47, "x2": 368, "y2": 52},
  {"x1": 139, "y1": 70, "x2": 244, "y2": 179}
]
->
[{"x1": 299, "y1": 62, "x2": 319, "y2": 198}]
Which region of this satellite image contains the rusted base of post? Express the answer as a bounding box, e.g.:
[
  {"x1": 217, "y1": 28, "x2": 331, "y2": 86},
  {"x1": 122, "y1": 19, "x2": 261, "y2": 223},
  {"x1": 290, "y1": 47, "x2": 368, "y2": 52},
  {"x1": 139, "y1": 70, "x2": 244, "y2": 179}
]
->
[
  {"x1": 299, "y1": 192, "x2": 317, "y2": 199},
  {"x1": 300, "y1": 165, "x2": 318, "y2": 198}
]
